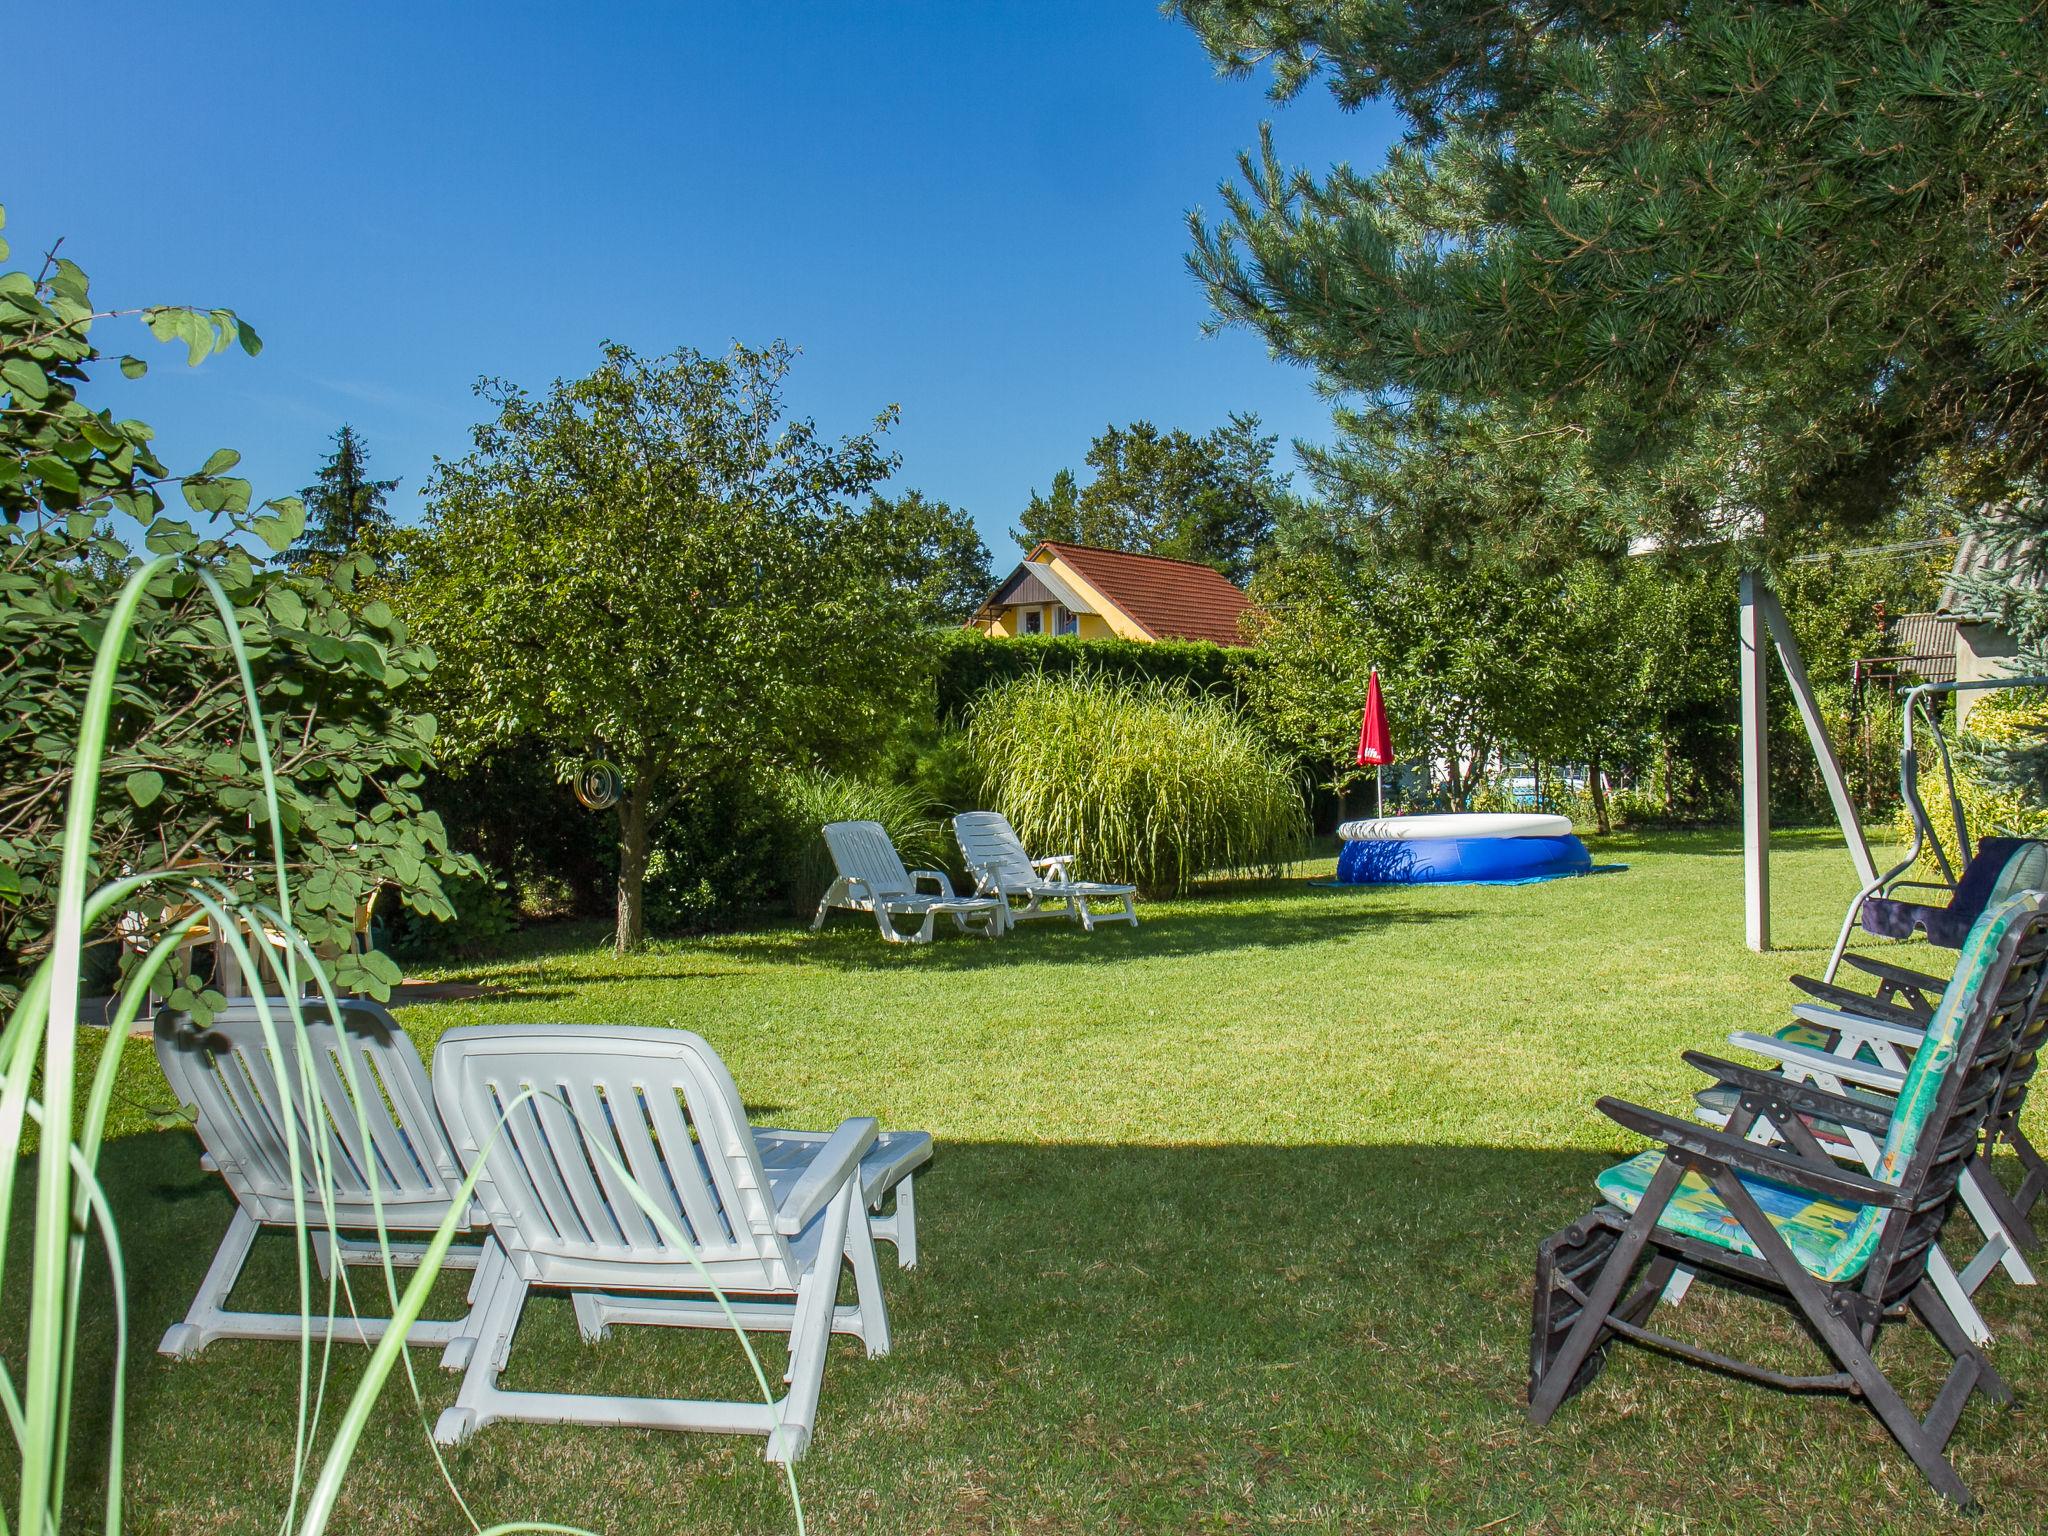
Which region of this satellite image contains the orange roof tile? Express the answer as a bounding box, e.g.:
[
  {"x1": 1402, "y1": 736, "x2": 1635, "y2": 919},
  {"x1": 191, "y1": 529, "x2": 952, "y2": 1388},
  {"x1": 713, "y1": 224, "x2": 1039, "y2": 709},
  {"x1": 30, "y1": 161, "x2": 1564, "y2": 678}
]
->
[{"x1": 1035, "y1": 543, "x2": 1254, "y2": 646}]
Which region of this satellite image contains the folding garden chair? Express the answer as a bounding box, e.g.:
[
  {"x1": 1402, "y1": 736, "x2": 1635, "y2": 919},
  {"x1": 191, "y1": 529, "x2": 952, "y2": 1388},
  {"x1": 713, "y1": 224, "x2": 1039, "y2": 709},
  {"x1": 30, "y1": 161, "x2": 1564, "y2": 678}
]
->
[
  {"x1": 1530, "y1": 891, "x2": 2048, "y2": 1507},
  {"x1": 1699, "y1": 977, "x2": 2048, "y2": 1344},
  {"x1": 153, "y1": 996, "x2": 502, "y2": 1361},
  {"x1": 812, "y1": 819, "x2": 1004, "y2": 944},
  {"x1": 430, "y1": 1025, "x2": 913, "y2": 1462},
  {"x1": 953, "y1": 810, "x2": 1138, "y2": 932}
]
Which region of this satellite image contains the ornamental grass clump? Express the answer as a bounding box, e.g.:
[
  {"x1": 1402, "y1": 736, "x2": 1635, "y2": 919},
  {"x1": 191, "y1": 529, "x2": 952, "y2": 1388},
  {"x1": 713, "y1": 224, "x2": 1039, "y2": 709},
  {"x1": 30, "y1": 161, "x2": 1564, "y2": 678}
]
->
[
  {"x1": 968, "y1": 671, "x2": 1306, "y2": 897},
  {"x1": 782, "y1": 769, "x2": 946, "y2": 914}
]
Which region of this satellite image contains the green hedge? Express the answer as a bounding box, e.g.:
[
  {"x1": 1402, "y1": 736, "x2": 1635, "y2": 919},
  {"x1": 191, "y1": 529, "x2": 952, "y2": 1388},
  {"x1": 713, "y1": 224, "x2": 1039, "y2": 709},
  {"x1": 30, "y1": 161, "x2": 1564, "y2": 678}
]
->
[{"x1": 933, "y1": 629, "x2": 1240, "y2": 721}]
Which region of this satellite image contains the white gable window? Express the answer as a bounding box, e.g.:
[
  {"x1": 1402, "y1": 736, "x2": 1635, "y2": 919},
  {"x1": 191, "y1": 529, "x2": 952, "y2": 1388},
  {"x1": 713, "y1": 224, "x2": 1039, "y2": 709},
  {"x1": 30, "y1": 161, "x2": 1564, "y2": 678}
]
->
[{"x1": 1022, "y1": 607, "x2": 1044, "y2": 634}]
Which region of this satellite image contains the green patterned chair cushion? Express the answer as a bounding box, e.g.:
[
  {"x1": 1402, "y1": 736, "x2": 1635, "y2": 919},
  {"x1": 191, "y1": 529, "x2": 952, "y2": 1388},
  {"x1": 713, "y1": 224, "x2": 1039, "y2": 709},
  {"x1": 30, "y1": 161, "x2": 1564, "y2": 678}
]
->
[
  {"x1": 1766, "y1": 1018, "x2": 1880, "y2": 1061},
  {"x1": 1595, "y1": 1150, "x2": 1869, "y2": 1277}
]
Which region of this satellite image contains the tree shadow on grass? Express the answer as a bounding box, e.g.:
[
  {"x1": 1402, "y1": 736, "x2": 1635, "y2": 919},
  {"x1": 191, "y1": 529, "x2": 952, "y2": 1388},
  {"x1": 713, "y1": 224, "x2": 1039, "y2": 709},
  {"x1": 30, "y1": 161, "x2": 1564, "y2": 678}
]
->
[
  {"x1": 32, "y1": 1131, "x2": 2041, "y2": 1533},
  {"x1": 638, "y1": 894, "x2": 1464, "y2": 976}
]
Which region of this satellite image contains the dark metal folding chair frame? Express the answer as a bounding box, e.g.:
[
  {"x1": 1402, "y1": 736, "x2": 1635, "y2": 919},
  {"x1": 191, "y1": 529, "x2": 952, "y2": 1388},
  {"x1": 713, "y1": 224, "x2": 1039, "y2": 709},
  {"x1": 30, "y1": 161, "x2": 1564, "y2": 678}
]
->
[{"x1": 1530, "y1": 910, "x2": 2048, "y2": 1508}]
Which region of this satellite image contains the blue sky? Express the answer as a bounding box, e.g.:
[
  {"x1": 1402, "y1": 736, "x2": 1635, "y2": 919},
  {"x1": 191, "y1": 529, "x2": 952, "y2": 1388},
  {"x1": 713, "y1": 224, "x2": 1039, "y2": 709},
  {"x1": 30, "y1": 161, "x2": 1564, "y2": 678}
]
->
[{"x1": 11, "y1": 2, "x2": 1394, "y2": 557}]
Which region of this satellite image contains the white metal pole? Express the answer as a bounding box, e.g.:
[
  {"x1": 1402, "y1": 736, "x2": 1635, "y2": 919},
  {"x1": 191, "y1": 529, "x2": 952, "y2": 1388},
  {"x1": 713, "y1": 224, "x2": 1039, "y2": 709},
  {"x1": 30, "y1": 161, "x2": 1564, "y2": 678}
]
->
[
  {"x1": 1376, "y1": 766, "x2": 1383, "y2": 817},
  {"x1": 1757, "y1": 587, "x2": 1879, "y2": 888},
  {"x1": 1740, "y1": 568, "x2": 1771, "y2": 952}
]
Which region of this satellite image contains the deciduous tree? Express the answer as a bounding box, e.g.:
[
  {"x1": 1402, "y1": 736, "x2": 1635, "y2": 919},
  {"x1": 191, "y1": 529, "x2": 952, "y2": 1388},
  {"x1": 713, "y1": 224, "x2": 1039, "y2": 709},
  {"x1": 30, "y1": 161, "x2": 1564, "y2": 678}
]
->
[
  {"x1": 1013, "y1": 414, "x2": 1285, "y2": 582},
  {"x1": 400, "y1": 340, "x2": 921, "y2": 952}
]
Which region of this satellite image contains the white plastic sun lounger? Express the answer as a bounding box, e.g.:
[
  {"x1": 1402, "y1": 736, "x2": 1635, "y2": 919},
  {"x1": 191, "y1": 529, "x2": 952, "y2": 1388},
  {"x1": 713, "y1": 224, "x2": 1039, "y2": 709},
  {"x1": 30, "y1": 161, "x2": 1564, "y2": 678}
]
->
[
  {"x1": 430, "y1": 1024, "x2": 919, "y2": 1462},
  {"x1": 954, "y1": 811, "x2": 1137, "y2": 933},
  {"x1": 153, "y1": 997, "x2": 502, "y2": 1361},
  {"x1": 812, "y1": 819, "x2": 1003, "y2": 944}
]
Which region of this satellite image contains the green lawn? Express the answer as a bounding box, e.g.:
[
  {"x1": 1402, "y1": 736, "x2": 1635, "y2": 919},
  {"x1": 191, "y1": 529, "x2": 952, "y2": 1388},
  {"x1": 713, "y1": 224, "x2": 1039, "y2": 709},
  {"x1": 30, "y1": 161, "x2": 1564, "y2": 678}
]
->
[{"x1": 34, "y1": 828, "x2": 2048, "y2": 1532}]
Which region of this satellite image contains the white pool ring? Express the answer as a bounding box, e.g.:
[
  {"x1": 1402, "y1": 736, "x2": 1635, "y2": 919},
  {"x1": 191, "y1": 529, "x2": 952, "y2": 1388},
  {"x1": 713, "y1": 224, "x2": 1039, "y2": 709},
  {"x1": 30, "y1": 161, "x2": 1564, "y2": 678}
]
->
[{"x1": 1337, "y1": 812, "x2": 1574, "y2": 842}]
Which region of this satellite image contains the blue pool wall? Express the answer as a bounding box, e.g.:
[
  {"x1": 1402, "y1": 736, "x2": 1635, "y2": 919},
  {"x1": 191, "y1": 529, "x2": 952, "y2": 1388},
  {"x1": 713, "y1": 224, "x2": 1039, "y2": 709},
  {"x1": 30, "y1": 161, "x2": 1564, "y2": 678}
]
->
[{"x1": 1334, "y1": 833, "x2": 1594, "y2": 886}]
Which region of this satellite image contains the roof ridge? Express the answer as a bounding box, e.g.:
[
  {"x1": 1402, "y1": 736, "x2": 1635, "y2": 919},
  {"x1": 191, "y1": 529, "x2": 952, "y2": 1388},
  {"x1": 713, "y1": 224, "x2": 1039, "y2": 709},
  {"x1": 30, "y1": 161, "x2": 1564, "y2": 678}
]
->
[{"x1": 1035, "y1": 541, "x2": 1243, "y2": 579}]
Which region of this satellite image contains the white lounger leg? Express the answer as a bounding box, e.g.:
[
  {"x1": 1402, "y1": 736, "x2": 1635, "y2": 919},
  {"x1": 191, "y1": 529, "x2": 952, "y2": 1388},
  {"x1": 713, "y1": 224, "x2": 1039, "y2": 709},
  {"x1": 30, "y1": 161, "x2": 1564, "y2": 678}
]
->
[
  {"x1": 1927, "y1": 1245, "x2": 1994, "y2": 1346},
  {"x1": 869, "y1": 1173, "x2": 918, "y2": 1269},
  {"x1": 160, "y1": 1207, "x2": 262, "y2": 1358},
  {"x1": 843, "y1": 1192, "x2": 891, "y2": 1357},
  {"x1": 572, "y1": 1212, "x2": 891, "y2": 1355},
  {"x1": 1959, "y1": 1165, "x2": 2037, "y2": 1288},
  {"x1": 437, "y1": 1186, "x2": 862, "y2": 1463},
  {"x1": 162, "y1": 1207, "x2": 473, "y2": 1360}
]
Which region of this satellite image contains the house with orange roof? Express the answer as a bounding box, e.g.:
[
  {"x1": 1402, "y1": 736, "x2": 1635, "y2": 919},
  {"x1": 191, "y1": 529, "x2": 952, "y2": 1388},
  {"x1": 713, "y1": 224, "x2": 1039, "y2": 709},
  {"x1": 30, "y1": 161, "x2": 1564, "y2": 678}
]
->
[{"x1": 966, "y1": 541, "x2": 1254, "y2": 646}]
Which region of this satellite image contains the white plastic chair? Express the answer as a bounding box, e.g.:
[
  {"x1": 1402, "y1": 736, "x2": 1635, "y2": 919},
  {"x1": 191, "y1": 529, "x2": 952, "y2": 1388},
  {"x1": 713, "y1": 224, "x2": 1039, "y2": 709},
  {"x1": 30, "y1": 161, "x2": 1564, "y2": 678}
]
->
[
  {"x1": 954, "y1": 811, "x2": 1138, "y2": 932},
  {"x1": 153, "y1": 997, "x2": 501, "y2": 1360},
  {"x1": 812, "y1": 819, "x2": 1003, "y2": 944},
  {"x1": 430, "y1": 1025, "x2": 906, "y2": 1462}
]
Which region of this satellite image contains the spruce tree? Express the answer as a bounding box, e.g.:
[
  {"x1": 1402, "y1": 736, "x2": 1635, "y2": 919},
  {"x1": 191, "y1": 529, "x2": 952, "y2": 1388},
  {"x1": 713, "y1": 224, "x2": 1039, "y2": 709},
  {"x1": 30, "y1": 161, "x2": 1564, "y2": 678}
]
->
[{"x1": 290, "y1": 424, "x2": 398, "y2": 567}]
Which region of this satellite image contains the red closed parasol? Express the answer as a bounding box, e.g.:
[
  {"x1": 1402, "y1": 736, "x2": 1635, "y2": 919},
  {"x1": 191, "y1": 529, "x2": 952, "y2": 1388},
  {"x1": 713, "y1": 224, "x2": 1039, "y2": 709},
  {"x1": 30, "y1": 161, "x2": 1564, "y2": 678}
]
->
[
  {"x1": 1356, "y1": 669, "x2": 1391, "y2": 814},
  {"x1": 1356, "y1": 669, "x2": 1390, "y2": 766}
]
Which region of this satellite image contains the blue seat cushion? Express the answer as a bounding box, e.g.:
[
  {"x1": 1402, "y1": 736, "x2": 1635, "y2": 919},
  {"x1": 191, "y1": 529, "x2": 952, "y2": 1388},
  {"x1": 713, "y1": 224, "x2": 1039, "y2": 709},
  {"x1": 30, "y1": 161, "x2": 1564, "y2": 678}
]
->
[{"x1": 1862, "y1": 837, "x2": 2036, "y2": 948}]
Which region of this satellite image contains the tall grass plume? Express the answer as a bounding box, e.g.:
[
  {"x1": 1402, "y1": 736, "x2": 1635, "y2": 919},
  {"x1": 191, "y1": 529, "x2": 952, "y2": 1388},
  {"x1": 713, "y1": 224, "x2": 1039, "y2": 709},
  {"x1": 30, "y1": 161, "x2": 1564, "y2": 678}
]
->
[{"x1": 967, "y1": 671, "x2": 1305, "y2": 897}]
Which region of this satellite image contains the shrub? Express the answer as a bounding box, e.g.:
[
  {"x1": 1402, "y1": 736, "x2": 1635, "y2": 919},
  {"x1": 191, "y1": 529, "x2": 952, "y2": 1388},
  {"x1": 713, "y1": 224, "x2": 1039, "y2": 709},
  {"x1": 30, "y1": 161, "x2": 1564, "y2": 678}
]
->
[
  {"x1": 388, "y1": 871, "x2": 517, "y2": 960},
  {"x1": 967, "y1": 672, "x2": 1306, "y2": 896},
  {"x1": 933, "y1": 629, "x2": 1239, "y2": 722},
  {"x1": 644, "y1": 768, "x2": 794, "y2": 930},
  {"x1": 781, "y1": 770, "x2": 947, "y2": 915}
]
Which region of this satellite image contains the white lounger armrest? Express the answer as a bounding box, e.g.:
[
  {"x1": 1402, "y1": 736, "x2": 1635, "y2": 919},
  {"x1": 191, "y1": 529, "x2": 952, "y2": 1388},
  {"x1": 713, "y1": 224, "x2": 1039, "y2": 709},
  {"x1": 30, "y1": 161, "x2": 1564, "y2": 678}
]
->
[
  {"x1": 775, "y1": 1117, "x2": 879, "y2": 1235},
  {"x1": 1727, "y1": 1032, "x2": 1910, "y2": 1093},
  {"x1": 911, "y1": 869, "x2": 957, "y2": 897},
  {"x1": 1789, "y1": 1003, "x2": 1929, "y2": 1052}
]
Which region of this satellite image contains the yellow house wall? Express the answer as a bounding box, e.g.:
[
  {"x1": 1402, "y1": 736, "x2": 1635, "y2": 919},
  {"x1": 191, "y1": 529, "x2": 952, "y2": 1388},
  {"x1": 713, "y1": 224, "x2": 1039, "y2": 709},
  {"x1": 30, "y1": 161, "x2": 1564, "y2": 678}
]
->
[
  {"x1": 1039, "y1": 554, "x2": 1151, "y2": 641},
  {"x1": 968, "y1": 553, "x2": 1152, "y2": 642}
]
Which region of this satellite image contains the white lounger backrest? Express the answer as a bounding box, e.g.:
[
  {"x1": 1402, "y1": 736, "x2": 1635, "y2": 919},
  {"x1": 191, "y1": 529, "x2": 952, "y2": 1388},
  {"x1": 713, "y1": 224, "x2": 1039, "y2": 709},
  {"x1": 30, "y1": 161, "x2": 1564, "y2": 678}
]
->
[
  {"x1": 154, "y1": 997, "x2": 464, "y2": 1230},
  {"x1": 432, "y1": 1025, "x2": 793, "y2": 1292},
  {"x1": 822, "y1": 820, "x2": 915, "y2": 899},
  {"x1": 953, "y1": 812, "x2": 1041, "y2": 891}
]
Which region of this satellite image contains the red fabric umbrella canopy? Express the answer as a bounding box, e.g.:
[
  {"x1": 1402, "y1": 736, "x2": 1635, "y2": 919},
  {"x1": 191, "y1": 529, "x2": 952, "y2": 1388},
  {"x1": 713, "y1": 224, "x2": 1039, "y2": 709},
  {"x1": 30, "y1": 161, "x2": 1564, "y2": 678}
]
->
[{"x1": 1356, "y1": 669, "x2": 1391, "y2": 767}]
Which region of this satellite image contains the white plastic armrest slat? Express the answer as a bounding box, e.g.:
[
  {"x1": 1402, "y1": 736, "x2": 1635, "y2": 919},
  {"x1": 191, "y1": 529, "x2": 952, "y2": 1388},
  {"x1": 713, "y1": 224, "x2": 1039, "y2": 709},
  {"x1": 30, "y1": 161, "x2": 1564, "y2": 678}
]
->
[
  {"x1": 775, "y1": 1118, "x2": 879, "y2": 1235},
  {"x1": 1789, "y1": 1003, "x2": 1929, "y2": 1051},
  {"x1": 911, "y1": 869, "x2": 956, "y2": 897},
  {"x1": 1727, "y1": 1033, "x2": 1909, "y2": 1093}
]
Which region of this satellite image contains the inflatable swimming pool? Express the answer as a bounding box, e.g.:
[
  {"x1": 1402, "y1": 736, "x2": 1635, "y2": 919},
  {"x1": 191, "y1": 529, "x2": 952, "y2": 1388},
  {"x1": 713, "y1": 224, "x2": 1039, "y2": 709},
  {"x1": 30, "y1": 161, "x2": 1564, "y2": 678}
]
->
[{"x1": 1334, "y1": 812, "x2": 1593, "y2": 885}]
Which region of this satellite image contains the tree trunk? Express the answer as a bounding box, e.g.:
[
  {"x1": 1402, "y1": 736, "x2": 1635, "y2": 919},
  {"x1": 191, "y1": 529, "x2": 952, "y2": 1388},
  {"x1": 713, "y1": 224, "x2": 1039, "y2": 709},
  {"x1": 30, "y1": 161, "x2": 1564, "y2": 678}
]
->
[
  {"x1": 1589, "y1": 746, "x2": 1611, "y2": 835},
  {"x1": 615, "y1": 782, "x2": 650, "y2": 955}
]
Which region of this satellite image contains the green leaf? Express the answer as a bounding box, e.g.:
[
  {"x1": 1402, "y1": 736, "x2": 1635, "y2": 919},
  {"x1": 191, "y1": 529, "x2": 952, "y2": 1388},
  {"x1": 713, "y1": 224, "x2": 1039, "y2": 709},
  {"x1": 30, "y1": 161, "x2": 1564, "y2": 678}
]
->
[
  {"x1": 361, "y1": 949, "x2": 403, "y2": 985},
  {"x1": 250, "y1": 497, "x2": 305, "y2": 554},
  {"x1": 198, "y1": 447, "x2": 241, "y2": 477},
  {"x1": 119, "y1": 355, "x2": 149, "y2": 379},
  {"x1": 126, "y1": 769, "x2": 165, "y2": 808},
  {"x1": 2, "y1": 357, "x2": 49, "y2": 402},
  {"x1": 265, "y1": 586, "x2": 308, "y2": 628},
  {"x1": 29, "y1": 455, "x2": 80, "y2": 495},
  {"x1": 236, "y1": 317, "x2": 263, "y2": 356},
  {"x1": 360, "y1": 599, "x2": 394, "y2": 628},
  {"x1": 145, "y1": 306, "x2": 218, "y2": 366}
]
